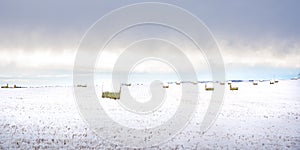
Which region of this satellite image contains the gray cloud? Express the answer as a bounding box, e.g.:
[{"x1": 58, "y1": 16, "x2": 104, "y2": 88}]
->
[{"x1": 0, "y1": 0, "x2": 299, "y2": 79}]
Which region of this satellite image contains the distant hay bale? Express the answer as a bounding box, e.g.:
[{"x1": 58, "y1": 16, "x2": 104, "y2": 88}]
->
[
  {"x1": 162, "y1": 83, "x2": 169, "y2": 88},
  {"x1": 205, "y1": 83, "x2": 214, "y2": 91},
  {"x1": 253, "y1": 81, "x2": 258, "y2": 85},
  {"x1": 191, "y1": 81, "x2": 197, "y2": 85},
  {"x1": 101, "y1": 84, "x2": 121, "y2": 100},
  {"x1": 1, "y1": 84, "x2": 9, "y2": 88},
  {"x1": 230, "y1": 84, "x2": 238, "y2": 90},
  {"x1": 102, "y1": 92, "x2": 120, "y2": 100},
  {"x1": 124, "y1": 83, "x2": 131, "y2": 86},
  {"x1": 77, "y1": 84, "x2": 87, "y2": 87},
  {"x1": 220, "y1": 82, "x2": 225, "y2": 85}
]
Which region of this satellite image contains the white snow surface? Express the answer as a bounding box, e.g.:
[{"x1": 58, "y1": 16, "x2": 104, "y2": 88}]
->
[{"x1": 0, "y1": 80, "x2": 300, "y2": 149}]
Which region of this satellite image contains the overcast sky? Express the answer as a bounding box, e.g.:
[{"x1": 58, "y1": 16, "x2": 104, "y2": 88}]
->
[{"x1": 0, "y1": 0, "x2": 300, "y2": 84}]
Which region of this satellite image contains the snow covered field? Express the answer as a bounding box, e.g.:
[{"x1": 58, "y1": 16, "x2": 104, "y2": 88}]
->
[{"x1": 0, "y1": 80, "x2": 299, "y2": 149}]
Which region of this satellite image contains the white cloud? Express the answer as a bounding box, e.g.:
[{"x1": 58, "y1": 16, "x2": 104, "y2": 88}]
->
[
  {"x1": 0, "y1": 48, "x2": 76, "y2": 73},
  {"x1": 1, "y1": 37, "x2": 299, "y2": 78},
  {"x1": 219, "y1": 39, "x2": 300, "y2": 68}
]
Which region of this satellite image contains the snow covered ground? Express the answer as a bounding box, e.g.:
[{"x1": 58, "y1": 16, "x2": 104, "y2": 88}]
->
[{"x1": 0, "y1": 80, "x2": 299, "y2": 149}]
